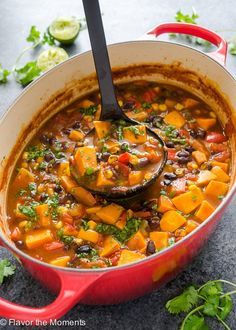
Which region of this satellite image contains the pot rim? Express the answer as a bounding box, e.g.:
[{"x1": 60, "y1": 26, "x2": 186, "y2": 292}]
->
[{"x1": 1, "y1": 39, "x2": 235, "y2": 274}]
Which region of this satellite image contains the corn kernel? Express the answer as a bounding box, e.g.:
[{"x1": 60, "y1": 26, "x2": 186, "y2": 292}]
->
[
  {"x1": 118, "y1": 100, "x2": 123, "y2": 107},
  {"x1": 159, "y1": 104, "x2": 167, "y2": 111},
  {"x1": 47, "y1": 187, "x2": 54, "y2": 196},
  {"x1": 108, "y1": 155, "x2": 119, "y2": 164},
  {"x1": 151, "y1": 103, "x2": 159, "y2": 111},
  {"x1": 22, "y1": 152, "x2": 29, "y2": 160},
  {"x1": 21, "y1": 162, "x2": 28, "y2": 169},
  {"x1": 187, "y1": 162, "x2": 198, "y2": 170},
  {"x1": 54, "y1": 221, "x2": 63, "y2": 229},
  {"x1": 74, "y1": 238, "x2": 83, "y2": 245},
  {"x1": 175, "y1": 103, "x2": 184, "y2": 111},
  {"x1": 83, "y1": 115, "x2": 93, "y2": 122},
  {"x1": 144, "y1": 172, "x2": 152, "y2": 180},
  {"x1": 110, "y1": 146, "x2": 120, "y2": 154},
  {"x1": 37, "y1": 184, "x2": 44, "y2": 193},
  {"x1": 129, "y1": 154, "x2": 139, "y2": 165},
  {"x1": 175, "y1": 168, "x2": 185, "y2": 177},
  {"x1": 127, "y1": 209, "x2": 134, "y2": 219},
  {"x1": 37, "y1": 156, "x2": 44, "y2": 163},
  {"x1": 19, "y1": 221, "x2": 28, "y2": 229},
  {"x1": 104, "y1": 169, "x2": 113, "y2": 179}
]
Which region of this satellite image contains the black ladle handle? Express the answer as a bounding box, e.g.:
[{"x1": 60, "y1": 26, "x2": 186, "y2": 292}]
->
[{"x1": 82, "y1": 0, "x2": 123, "y2": 121}]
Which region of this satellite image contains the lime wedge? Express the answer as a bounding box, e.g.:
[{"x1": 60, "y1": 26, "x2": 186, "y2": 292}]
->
[
  {"x1": 48, "y1": 16, "x2": 81, "y2": 45},
  {"x1": 37, "y1": 47, "x2": 69, "y2": 72}
]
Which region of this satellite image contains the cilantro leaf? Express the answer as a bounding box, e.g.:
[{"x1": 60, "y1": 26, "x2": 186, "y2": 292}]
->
[
  {"x1": 203, "y1": 295, "x2": 220, "y2": 317},
  {"x1": 42, "y1": 32, "x2": 56, "y2": 46},
  {"x1": 217, "y1": 295, "x2": 233, "y2": 320},
  {"x1": 26, "y1": 26, "x2": 41, "y2": 45},
  {"x1": 175, "y1": 9, "x2": 199, "y2": 24},
  {"x1": 199, "y1": 281, "x2": 222, "y2": 298},
  {"x1": 183, "y1": 315, "x2": 209, "y2": 330},
  {"x1": 15, "y1": 61, "x2": 41, "y2": 86},
  {"x1": 166, "y1": 286, "x2": 199, "y2": 314},
  {"x1": 0, "y1": 259, "x2": 16, "y2": 284},
  {"x1": 0, "y1": 64, "x2": 11, "y2": 84},
  {"x1": 229, "y1": 41, "x2": 236, "y2": 55}
]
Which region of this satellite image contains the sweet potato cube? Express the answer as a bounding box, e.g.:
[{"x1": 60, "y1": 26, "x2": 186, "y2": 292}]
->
[
  {"x1": 158, "y1": 195, "x2": 175, "y2": 213},
  {"x1": 70, "y1": 186, "x2": 96, "y2": 206},
  {"x1": 79, "y1": 99, "x2": 95, "y2": 108},
  {"x1": 197, "y1": 170, "x2": 217, "y2": 187},
  {"x1": 96, "y1": 169, "x2": 115, "y2": 187},
  {"x1": 185, "y1": 220, "x2": 199, "y2": 234},
  {"x1": 104, "y1": 140, "x2": 120, "y2": 153},
  {"x1": 94, "y1": 121, "x2": 111, "y2": 139},
  {"x1": 35, "y1": 204, "x2": 51, "y2": 227},
  {"x1": 195, "y1": 200, "x2": 215, "y2": 222},
  {"x1": 172, "y1": 185, "x2": 203, "y2": 214},
  {"x1": 192, "y1": 151, "x2": 208, "y2": 165},
  {"x1": 87, "y1": 220, "x2": 97, "y2": 230},
  {"x1": 118, "y1": 249, "x2": 145, "y2": 266},
  {"x1": 160, "y1": 211, "x2": 186, "y2": 232},
  {"x1": 183, "y1": 98, "x2": 199, "y2": 108},
  {"x1": 60, "y1": 176, "x2": 77, "y2": 192},
  {"x1": 100, "y1": 236, "x2": 120, "y2": 257},
  {"x1": 211, "y1": 161, "x2": 228, "y2": 172},
  {"x1": 115, "y1": 212, "x2": 127, "y2": 230},
  {"x1": 58, "y1": 162, "x2": 70, "y2": 177},
  {"x1": 126, "y1": 111, "x2": 148, "y2": 122},
  {"x1": 14, "y1": 168, "x2": 35, "y2": 188},
  {"x1": 196, "y1": 118, "x2": 216, "y2": 130},
  {"x1": 74, "y1": 146, "x2": 97, "y2": 176},
  {"x1": 25, "y1": 229, "x2": 53, "y2": 249},
  {"x1": 123, "y1": 125, "x2": 147, "y2": 144},
  {"x1": 149, "y1": 231, "x2": 169, "y2": 249},
  {"x1": 205, "y1": 180, "x2": 228, "y2": 198},
  {"x1": 127, "y1": 231, "x2": 147, "y2": 252},
  {"x1": 86, "y1": 206, "x2": 102, "y2": 214},
  {"x1": 78, "y1": 228, "x2": 99, "y2": 243},
  {"x1": 50, "y1": 256, "x2": 70, "y2": 267},
  {"x1": 96, "y1": 203, "x2": 124, "y2": 224},
  {"x1": 69, "y1": 130, "x2": 85, "y2": 141},
  {"x1": 164, "y1": 111, "x2": 186, "y2": 128},
  {"x1": 68, "y1": 204, "x2": 85, "y2": 217},
  {"x1": 129, "y1": 171, "x2": 143, "y2": 186},
  {"x1": 211, "y1": 166, "x2": 230, "y2": 183}
]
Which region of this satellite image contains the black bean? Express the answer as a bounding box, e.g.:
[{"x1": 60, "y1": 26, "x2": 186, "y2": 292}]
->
[
  {"x1": 121, "y1": 142, "x2": 130, "y2": 151},
  {"x1": 39, "y1": 134, "x2": 50, "y2": 144},
  {"x1": 72, "y1": 121, "x2": 81, "y2": 129},
  {"x1": 62, "y1": 128, "x2": 71, "y2": 135},
  {"x1": 197, "y1": 128, "x2": 206, "y2": 139},
  {"x1": 164, "y1": 172, "x2": 177, "y2": 180},
  {"x1": 207, "y1": 164, "x2": 213, "y2": 170},
  {"x1": 163, "y1": 179, "x2": 172, "y2": 186},
  {"x1": 177, "y1": 157, "x2": 190, "y2": 164},
  {"x1": 138, "y1": 157, "x2": 149, "y2": 167},
  {"x1": 54, "y1": 185, "x2": 63, "y2": 193},
  {"x1": 39, "y1": 193, "x2": 48, "y2": 202},
  {"x1": 165, "y1": 141, "x2": 175, "y2": 148},
  {"x1": 176, "y1": 150, "x2": 190, "y2": 158},
  {"x1": 185, "y1": 145, "x2": 195, "y2": 153},
  {"x1": 123, "y1": 101, "x2": 135, "y2": 110},
  {"x1": 53, "y1": 159, "x2": 63, "y2": 167},
  {"x1": 15, "y1": 240, "x2": 24, "y2": 248},
  {"x1": 49, "y1": 137, "x2": 57, "y2": 145},
  {"x1": 44, "y1": 152, "x2": 55, "y2": 162},
  {"x1": 192, "y1": 169, "x2": 200, "y2": 174},
  {"x1": 77, "y1": 245, "x2": 91, "y2": 254},
  {"x1": 66, "y1": 193, "x2": 75, "y2": 201},
  {"x1": 97, "y1": 152, "x2": 110, "y2": 162},
  {"x1": 146, "y1": 240, "x2": 156, "y2": 255},
  {"x1": 189, "y1": 130, "x2": 197, "y2": 138},
  {"x1": 148, "y1": 217, "x2": 160, "y2": 230},
  {"x1": 152, "y1": 116, "x2": 163, "y2": 128}
]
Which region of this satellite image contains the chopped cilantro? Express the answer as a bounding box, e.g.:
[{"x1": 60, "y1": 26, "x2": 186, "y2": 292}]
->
[
  {"x1": 0, "y1": 259, "x2": 16, "y2": 284},
  {"x1": 86, "y1": 167, "x2": 95, "y2": 176},
  {"x1": 79, "y1": 105, "x2": 97, "y2": 116}
]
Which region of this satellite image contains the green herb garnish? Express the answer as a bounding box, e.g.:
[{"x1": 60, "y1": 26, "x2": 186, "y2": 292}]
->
[
  {"x1": 0, "y1": 259, "x2": 16, "y2": 284},
  {"x1": 79, "y1": 105, "x2": 97, "y2": 116},
  {"x1": 166, "y1": 279, "x2": 236, "y2": 330},
  {"x1": 14, "y1": 61, "x2": 41, "y2": 86},
  {"x1": 57, "y1": 228, "x2": 74, "y2": 246},
  {"x1": 0, "y1": 64, "x2": 11, "y2": 84},
  {"x1": 86, "y1": 167, "x2": 95, "y2": 176}
]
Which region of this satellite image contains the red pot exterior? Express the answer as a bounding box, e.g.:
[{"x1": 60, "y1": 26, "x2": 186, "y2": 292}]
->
[{"x1": 0, "y1": 23, "x2": 234, "y2": 323}]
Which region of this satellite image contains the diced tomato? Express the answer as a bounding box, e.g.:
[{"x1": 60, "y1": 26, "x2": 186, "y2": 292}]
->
[
  {"x1": 179, "y1": 129, "x2": 190, "y2": 138},
  {"x1": 133, "y1": 211, "x2": 151, "y2": 218},
  {"x1": 209, "y1": 143, "x2": 228, "y2": 154},
  {"x1": 64, "y1": 223, "x2": 78, "y2": 236},
  {"x1": 167, "y1": 149, "x2": 177, "y2": 161},
  {"x1": 206, "y1": 132, "x2": 227, "y2": 143},
  {"x1": 118, "y1": 152, "x2": 130, "y2": 164},
  {"x1": 11, "y1": 227, "x2": 21, "y2": 241},
  {"x1": 147, "y1": 151, "x2": 161, "y2": 163},
  {"x1": 212, "y1": 151, "x2": 230, "y2": 162},
  {"x1": 134, "y1": 101, "x2": 141, "y2": 109},
  {"x1": 44, "y1": 241, "x2": 64, "y2": 251},
  {"x1": 118, "y1": 162, "x2": 130, "y2": 177},
  {"x1": 143, "y1": 89, "x2": 156, "y2": 103},
  {"x1": 110, "y1": 252, "x2": 121, "y2": 266},
  {"x1": 61, "y1": 212, "x2": 74, "y2": 224}
]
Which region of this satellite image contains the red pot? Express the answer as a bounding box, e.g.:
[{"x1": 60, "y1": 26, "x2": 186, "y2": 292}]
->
[{"x1": 0, "y1": 23, "x2": 235, "y2": 323}]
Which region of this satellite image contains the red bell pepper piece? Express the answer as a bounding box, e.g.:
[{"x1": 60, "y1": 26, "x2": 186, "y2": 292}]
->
[
  {"x1": 44, "y1": 241, "x2": 64, "y2": 251},
  {"x1": 167, "y1": 149, "x2": 177, "y2": 161},
  {"x1": 118, "y1": 162, "x2": 130, "y2": 177},
  {"x1": 143, "y1": 89, "x2": 156, "y2": 103},
  {"x1": 133, "y1": 211, "x2": 152, "y2": 218},
  {"x1": 206, "y1": 132, "x2": 227, "y2": 143},
  {"x1": 212, "y1": 151, "x2": 230, "y2": 162},
  {"x1": 118, "y1": 152, "x2": 130, "y2": 164}
]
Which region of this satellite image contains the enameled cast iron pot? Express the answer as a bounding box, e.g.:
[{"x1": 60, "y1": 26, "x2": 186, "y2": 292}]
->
[{"x1": 0, "y1": 23, "x2": 235, "y2": 322}]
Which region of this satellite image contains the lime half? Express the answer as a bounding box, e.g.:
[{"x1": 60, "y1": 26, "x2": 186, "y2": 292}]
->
[
  {"x1": 48, "y1": 16, "x2": 81, "y2": 45},
  {"x1": 37, "y1": 47, "x2": 69, "y2": 72}
]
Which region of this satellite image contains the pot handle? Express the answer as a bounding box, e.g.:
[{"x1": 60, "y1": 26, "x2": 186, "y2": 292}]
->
[
  {"x1": 143, "y1": 22, "x2": 227, "y2": 66},
  {"x1": 0, "y1": 271, "x2": 103, "y2": 323}
]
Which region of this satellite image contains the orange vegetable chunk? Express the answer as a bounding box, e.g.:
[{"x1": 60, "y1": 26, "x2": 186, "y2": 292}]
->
[
  {"x1": 50, "y1": 256, "x2": 70, "y2": 267},
  {"x1": 94, "y1": 121, "x2": 111, "y2": 139},
  {"x1": 100, "y1": 236, "x2": 120, "y2": 257},
  {"x1": 197, "y1": 170, "x2": 216, "y2": 186},
  {"x1": 118, "y1": 249, "x2": 145, "y2": 266},
  {"x1": 60, "y1": 176, "x2": 77, "y2": 192},
  {"x1": 211, "y1": 161, "x2": 228, "y2": 172},
  {"x1": 164, "y1": 111, "x2": 186, "y2": 128},
  {"x1": 192, "y1": 151, "x2": 207, "y2": 165},
  {"x1": 195, "y1": 200, "x2": 215, "y2": 222},
  {"x1": 96, "y1": 169, "x2": 115, "y2": 187},
  {"x1": 160, "y1": 210, "x2": 186, "y2": 232},
  {"x1": 25, "y1": 229, "x2": 53, "y2": 249},
  {"x1": 196, "y1": 118, "x2": 216, "y2": 130},
  {"x1": 96, "y1": 203, "x2": 124, "y2": 224},
  {"x1": 158, "y1": 195, "x2": 175, "y2": 213},
  {"x1": 14, "y1": 168, "x2": 35, "y2": 189},
  {"x1": 70, "y1": 186, "x2": 96, "y2": 206},
  {"x1": 78, "y1": 228, "x2": 99, "y2": 243},
  {"x1": 129, "y1": 171, "x2": 143, "y2": 186},
  {"x1": 172, "y1": 185, "x2": 203, "y2": 214},
  {"x1": 205, "y1": 180, "x2": 228, "y2": 198},
  {"x1": 211, "y1": 166, "x2": 230, "y2": 183},
  {"x1": 35, "y1": 204, "x2": 51, "y2": 227},
  {"x1": 74, "y1": 146, "x2": 97, "y2": 176},
  {"x1": 127, "y1": 231, "x2": 146, "y2": 252},
  {"x1": 123, "y1": 125, "x2": 147, "y2": 144},
  {"x1": 149, "y1": 231, "x2": 169, "y2": 249}
]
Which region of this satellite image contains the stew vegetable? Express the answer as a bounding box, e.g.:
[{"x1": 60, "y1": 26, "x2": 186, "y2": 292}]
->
[{"x1": 8, "y1": 81, "x2": 231, "y2": 268}]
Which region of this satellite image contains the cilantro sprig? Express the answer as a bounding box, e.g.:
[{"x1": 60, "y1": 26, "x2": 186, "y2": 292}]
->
[
  {"x1": 166, "y1": 279, "x2": 236, "y2": 329},
  {"x1": 0, "y1": 259, "x2": 16, "y2": 284},
  {"x1": 0, "y1": 64, "x2": 11, "y2": 84}
]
